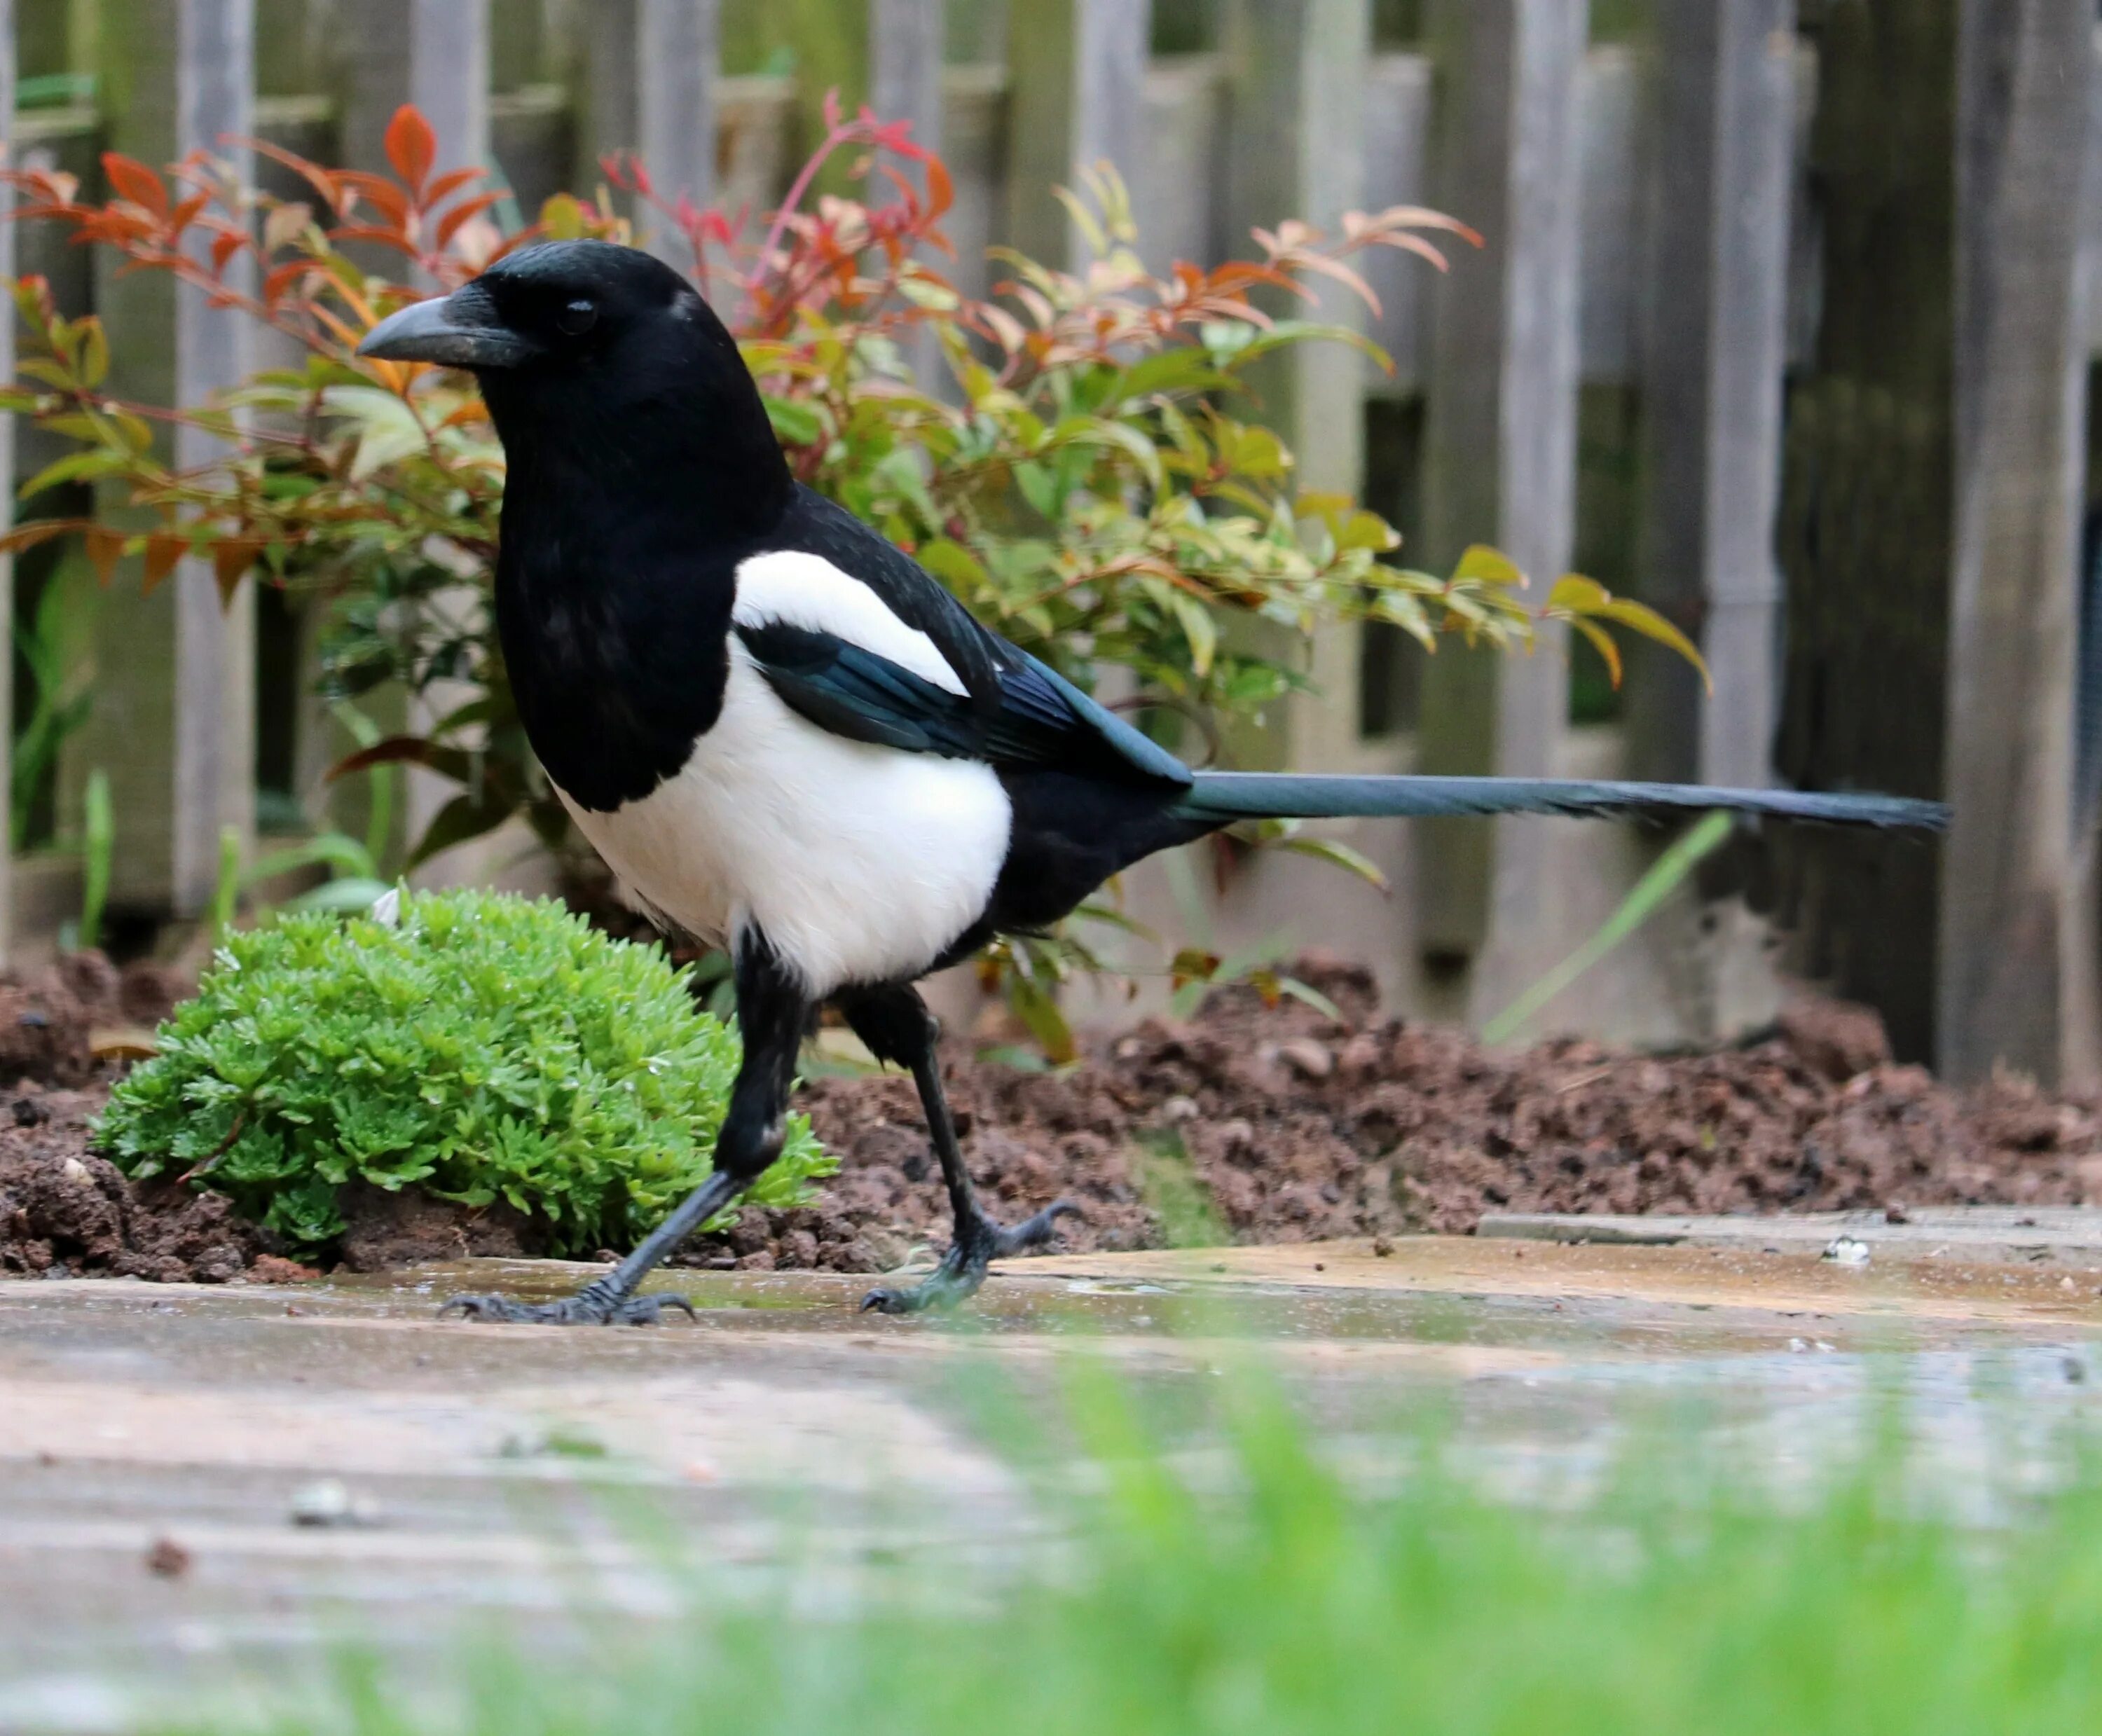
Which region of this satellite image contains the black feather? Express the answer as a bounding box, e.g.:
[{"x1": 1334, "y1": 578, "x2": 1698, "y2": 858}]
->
[{"x1": 1174, "y1": 773, "x2": 1946, "y2": 832}]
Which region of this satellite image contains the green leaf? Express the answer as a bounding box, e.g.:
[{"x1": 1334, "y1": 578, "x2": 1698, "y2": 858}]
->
[
  {"x1": 289, "y1": 876, "x2": 392, "y2": 912},
  {"x1": 1452, "y1": 544, "x2": 1527, "y2": 588},
  {"x1": 762, "y1": 395, "x2": 825, "y2": 446},
  {"x1": 245, "y1": 832, "x2": 379, "y2": 887},
  {"x1": 1272, "y1": 834, "x2": 1390, "y2": 893},
  {"x1": 319, "y1": 385, "x2": 432, "y2": 480},
  {"x1": 1167, "y1": 592, "x2": 1218, "y2": 677},
  {"x1": 1112, "y1": 348, "x2": 1235, "y2": 404},
  {"x1": 403, "y1": 792, "x2": 511, "y2": 871},
  {"x1": 1225, "y1": 320, "x2": 1393, "y2": 372},
  {"x1": 78, "y1": 322, "x2": 109, "y2": 390},
  {"x1": 18, "y1": 448, "x2": 130, "y2": 501},
  {"x1": 1003, "y1": 970, "x2": 1077, "y2": 1066},
  {"x1": 917, "y1": 537, "x2": 990, "y2": 597},
  {"x1": 1594, "y1": 598, "x2": 1710, "y2": 690}
]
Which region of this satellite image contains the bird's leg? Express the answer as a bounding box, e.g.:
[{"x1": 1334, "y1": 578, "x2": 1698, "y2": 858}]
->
[
  {"x1": 441, "y1": 933, "x2": 811, "y2": 1325},
  {"x1": 840, "y1": 986, "x2": 1078, "y2": 1316}
]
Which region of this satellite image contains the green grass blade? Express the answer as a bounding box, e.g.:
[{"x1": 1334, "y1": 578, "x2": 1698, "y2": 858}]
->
[
  {"x1": 77, "y1": 768, "x2": 112, "y2": 953},
  {"x1": 1483, "y1": 808, "x2": 1734, "y2": 1045}
]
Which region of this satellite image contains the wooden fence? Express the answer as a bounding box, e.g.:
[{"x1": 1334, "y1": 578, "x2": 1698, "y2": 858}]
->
[{"x1": 0, "y1": 0, "x2": 2089, "y2": 1084}]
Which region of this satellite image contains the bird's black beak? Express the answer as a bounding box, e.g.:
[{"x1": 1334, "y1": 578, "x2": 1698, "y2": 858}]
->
[{"x1": 357, "y1": 286, "x2": 537, "y2": 369}]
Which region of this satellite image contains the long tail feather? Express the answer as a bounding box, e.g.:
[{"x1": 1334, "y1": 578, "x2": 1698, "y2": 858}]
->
[{"x1": 1174, "y1": 773, "x2": 1946, "y2": 832}]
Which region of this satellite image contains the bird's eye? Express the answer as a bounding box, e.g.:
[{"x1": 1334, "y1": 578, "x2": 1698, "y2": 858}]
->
[{"x1": 556, "y1": 299, "x2": 598, "y2": 336}]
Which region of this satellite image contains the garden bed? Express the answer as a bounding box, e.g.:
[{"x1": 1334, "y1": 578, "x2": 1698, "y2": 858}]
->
[{"x1": 4, "y1": 953, "x2": 2099, "y2": 1285}]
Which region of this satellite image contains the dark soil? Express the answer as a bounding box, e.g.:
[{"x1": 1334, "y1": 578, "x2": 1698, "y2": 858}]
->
[
  {"x1": 6, "y1": 952, "x2": 2101, "y2": 1284},
  {"x1": 0, "y1": 951, "x2": 301, "y2": 1285}
]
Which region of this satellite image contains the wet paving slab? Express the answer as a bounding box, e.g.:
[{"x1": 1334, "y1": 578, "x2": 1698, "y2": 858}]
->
[{"x1": 5, "y1": 1236, "x2": 2102, "y2": 1729}]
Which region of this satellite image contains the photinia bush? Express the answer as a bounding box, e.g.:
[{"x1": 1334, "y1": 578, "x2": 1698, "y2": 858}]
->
[
  {"x1": 94, "y1": 888, "x2": 831, "y2": 1256},
  {"x1": 0, "y1": 100, "x2": 1703, "y2": 1046}
]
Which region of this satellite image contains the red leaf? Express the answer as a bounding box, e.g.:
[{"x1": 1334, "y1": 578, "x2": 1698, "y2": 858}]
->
[
  {"x1": 383, "y1": 105, "x2": 437, "y2": 193},
  {"x1": 334, "y1": 171, "x2": 413, "y2": 229},
  {"x1": 261, "y1": 259, "x2": 315, "y2": 304},
  {"x1": 209, "y1": 232, "x2": 245, "y2": 273},
  {"x1": 0, "y1": 518, "x2": 89, "y2": 558},
  {"x1": 244, "y1": 137, "x2": 351, "y2": 214},
  {"x1": 142, "y1": 533, "x2": 186, "y2": 593},
  {"x1": 327, "y1": 736, "x2": 450, "y2": 781},
  {"x1": 212, "y1": 536, "x2": 267, "y2": 604},
  {"x1": 102, "y1": 153, "x2": 168, "y2": 219},
  {"x1": 422, "y1": 166, "x2": 484, "y2": 208},
  {"x1": 434, "y1": 192, "x2": 500, "y2": 252},
  {"x1": 329, "y1": 224, "x2": 420, "y2": 259},
  {"x1": 924, "y1": 153, "x2": 954, "y2": 222},
  {"x1": 83, "y1": 527, "x2": 127, "y2": 588},
  {"x1": 169, "y1": 193, "x2": 208, "y2": 240}
]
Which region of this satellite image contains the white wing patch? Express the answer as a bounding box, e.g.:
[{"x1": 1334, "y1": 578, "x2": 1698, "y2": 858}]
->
[{"x1": 731, "y1": 550, "x2": 967, "y2": 695}]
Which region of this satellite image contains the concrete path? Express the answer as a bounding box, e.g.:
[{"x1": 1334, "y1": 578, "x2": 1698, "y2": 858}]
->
[
  {"x1": 5, "y1": 1234, "x2": 2101, "y2": 1731},
  {"x1": 1479, "y1": 1206, "x2": 2102, "y2": 1270}
]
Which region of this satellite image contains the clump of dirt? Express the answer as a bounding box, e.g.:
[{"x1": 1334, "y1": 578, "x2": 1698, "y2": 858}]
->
[
  {"x1": 9, "y1": 951, "x2": 2102, "y2": 1283},
  {"x1": 0, "y1": 1082, "x2": 268, "y2": 1281},
  {"x1": 0, "y1": 951, "x2": 301, "y2": 1286},
  {"x1": 331, "y1": 1182, "x2": 547, "y2": 1273}
]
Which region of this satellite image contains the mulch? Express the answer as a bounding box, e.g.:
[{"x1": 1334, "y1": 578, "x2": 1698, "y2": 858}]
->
[{"x1": 4, "y1": 952, "x2": 2097, "y2": 1285}]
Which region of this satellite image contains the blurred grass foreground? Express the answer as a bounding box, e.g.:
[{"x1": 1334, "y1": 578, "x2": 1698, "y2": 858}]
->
[{"x1": 168, "y1": 1363, "x2": 2102, "y2": 1736}]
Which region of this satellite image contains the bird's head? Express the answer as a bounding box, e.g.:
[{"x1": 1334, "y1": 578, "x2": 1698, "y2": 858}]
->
[{"x1": 357, "y1": 240, "x2": 787, "y2": 524}]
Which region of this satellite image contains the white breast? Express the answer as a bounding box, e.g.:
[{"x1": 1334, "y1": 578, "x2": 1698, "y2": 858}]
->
[{"x1": 556, "y1": 554, "x2": 1013, "y2": 998}]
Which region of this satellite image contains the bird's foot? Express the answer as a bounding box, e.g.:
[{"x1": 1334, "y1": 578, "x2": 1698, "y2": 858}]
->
[
  {"x1": 860, "y1": 1199, "x2": 1080, "y2": 1316},
  {"x1": 438, "y1": 1276, "x2": 695, "y2": 1326}
]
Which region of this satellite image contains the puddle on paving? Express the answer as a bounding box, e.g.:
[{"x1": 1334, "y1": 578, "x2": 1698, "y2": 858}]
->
[
  {"x1": 16, "y1": 1233, "x2": 2096, "y2": 1372},
  {"x1": 196, "y1": 1246, "x2": 2084, "y2": 1372},
  {"x1": 296, "y1": 1261, "x2": 1786, "y2": 1359}
]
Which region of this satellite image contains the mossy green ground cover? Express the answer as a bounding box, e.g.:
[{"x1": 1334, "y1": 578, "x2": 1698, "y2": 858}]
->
[{"x1": 96, "y1": 890, "x2": 830, "y2": 1255}]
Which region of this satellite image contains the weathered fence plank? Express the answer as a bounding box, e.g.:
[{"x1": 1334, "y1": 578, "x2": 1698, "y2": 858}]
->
[
  {"x1": 1778, "y1": 0, "x2": 2090, "y2": 1082},
  {"x1": 1415, "y1": 0, "x2": 1588, "y2": 1002},
  {"x1": 871, "y1": 0, "x2": 944, "y2": 381},
  {"x1": 1361, "y1": 52, "x2": 1431, "y2": 392},
  {"x1": 1133, "y1": 53, "x2": 1227, "y2": 277},
  {"x1": 76, "y1": 0, "x2": 257, "y2": 914},
  {"x1": 1576, "y1": 45, "x2": 1645, "y2": 390},
  {"x1": 871, "y1": 0, "x2": 944, "y2": 159},
  {"x1": 935, "y1": 61, "x2": 1005, "y2": 302},
  {"x1": 584, "y1": 0, "x2": 718, "y2": 258},
  {"x1": 338, "y1": 4, "x2": 493, "y2": 869},
  {"x1": 1221, "y1": 0, "x2": 1371, "y2": 780},
  {"x1": 341, "y1": 0, "x2": 490, "y2": 179},
  {"x1": 1628, "y1": 0, "x2": 1794, "y2": 791},
  {"x1": 1937, "y1": 0, "x2": 2091, "y2": 1083},
  {"x1": 1005, "y1": 0, "x2": 1150, "y2": 268}
]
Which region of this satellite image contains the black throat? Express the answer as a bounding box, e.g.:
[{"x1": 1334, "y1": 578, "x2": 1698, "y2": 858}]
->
[{"x1": 481, "y1": 303, "x2": 794, "y2": 813}]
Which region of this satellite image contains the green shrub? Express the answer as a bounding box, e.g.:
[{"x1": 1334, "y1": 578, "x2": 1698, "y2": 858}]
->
[{"x1": 94, "y1": 889, "x2": 831, "y2": 1257}]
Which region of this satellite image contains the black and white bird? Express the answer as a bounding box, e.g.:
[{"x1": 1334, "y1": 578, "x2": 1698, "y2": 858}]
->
[{"x1": 358, "y1": 241, "x2": 1944, "y2": 1325}]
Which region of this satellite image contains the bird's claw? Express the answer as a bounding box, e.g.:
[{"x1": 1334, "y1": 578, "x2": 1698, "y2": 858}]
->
[
  {"x1": 437, "y1": 1283, "x2": 695, "y2": 1326},
  {"x1": 860, "y1": 1199, "x2": 1081, "y2": 1316}
]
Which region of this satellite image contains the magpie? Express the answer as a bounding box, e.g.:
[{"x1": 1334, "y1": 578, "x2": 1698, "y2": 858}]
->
[{"x1": 358, "y1": 240, "x2": 1945, "y2": 1324}]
